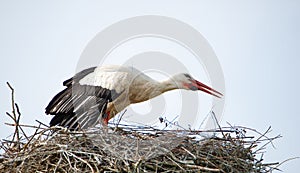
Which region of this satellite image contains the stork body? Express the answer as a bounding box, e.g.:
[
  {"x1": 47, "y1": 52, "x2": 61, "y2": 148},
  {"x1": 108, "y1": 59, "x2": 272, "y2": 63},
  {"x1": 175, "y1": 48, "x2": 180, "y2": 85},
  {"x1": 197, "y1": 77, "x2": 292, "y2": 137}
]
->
[{"x1": 45, "y1": 65, "x2": 222, "y2": 130}]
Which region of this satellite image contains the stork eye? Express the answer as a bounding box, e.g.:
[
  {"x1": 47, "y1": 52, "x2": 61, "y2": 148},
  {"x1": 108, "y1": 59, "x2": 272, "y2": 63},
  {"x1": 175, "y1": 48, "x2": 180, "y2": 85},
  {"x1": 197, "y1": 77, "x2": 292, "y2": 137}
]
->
[{"x1": 190, "y1": 85, "x2": 198, "y2": 91}]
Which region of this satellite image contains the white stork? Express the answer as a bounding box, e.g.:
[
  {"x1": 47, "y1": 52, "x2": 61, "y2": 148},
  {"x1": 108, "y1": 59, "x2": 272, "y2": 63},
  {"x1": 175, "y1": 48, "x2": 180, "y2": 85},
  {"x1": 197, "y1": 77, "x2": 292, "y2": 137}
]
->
[{"x1": 45, "y1": 65, "x2": 223, "y2": 130}]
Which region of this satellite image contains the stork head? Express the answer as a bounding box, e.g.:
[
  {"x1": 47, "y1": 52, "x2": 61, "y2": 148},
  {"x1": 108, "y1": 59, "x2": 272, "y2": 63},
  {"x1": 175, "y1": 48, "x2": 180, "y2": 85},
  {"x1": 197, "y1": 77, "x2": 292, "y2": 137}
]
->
[{"x1": 171, "y1": 73, "x2": 223, "y2": 98}]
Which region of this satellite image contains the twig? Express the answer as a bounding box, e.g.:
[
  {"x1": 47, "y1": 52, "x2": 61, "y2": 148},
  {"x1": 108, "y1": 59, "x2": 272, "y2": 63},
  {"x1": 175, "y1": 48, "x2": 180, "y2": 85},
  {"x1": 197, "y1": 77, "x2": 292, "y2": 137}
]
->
[
  {"x1": 270, "y1": 157, "x2": 299, "y2": 172},
  {"x1": 211, "y1": 111, "x2": 226, "y2": 138},
  {"x1": 115, "y1": 109, "x2": 127, "y2": 130},
  {"x1": 183, "y1": 164, "x2": 221, "y2": 172},
  {"x1": 23, "y1": 123, "x2": 41, "y2": 151},
  {"x1": 6, "y1": 82, "x2": 21, "y2": 151},
  {"x1": 35, "y1": 120, "x2": 50, "y2": 128},
  {"x1": 181, "y1": 147, "x2": 196, "y2": 160}
]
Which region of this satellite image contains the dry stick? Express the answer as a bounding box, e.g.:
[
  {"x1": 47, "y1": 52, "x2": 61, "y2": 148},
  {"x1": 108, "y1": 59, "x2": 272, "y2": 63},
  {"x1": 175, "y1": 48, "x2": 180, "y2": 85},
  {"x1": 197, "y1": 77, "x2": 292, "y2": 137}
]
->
[
  {"x1": 4, "y1": 123, "x2": 47, "y2": 130},
  {"x1": 211, "y1": 111, "x2": 227, "y2": 139},
  {"x1": 6, "y1": 82, "x2": 20, "y2": 151},
  {"x1": 133, "y1": 158, "x2": 143, "y2": 173},
  {"x1": 181, "y1": 147, "x2": 196, "y2": 160},
  {"x1": 35, "y1": 120, "x2": 49, "y2": 128},
  {"x1": 115, "y1": 109, "x2": 127, "y2": 130},
  {"x1": 62, "y1": 151, "x2": 73, "y2": 170},
  {"x1": 14, "y1": 103, "x2": 29, "y2": 141},
  {"x1": 252, "y1": 128, "x2": 281, "y2": 154},
  {"x1": 254, "y1": 134, "x2": 282, "y2": 155},
  {"x1": 270, "y1": 157, "x2": 299, "y2": 172},
  {"x1": 5, "y1": 112, "x2": 14, "y2": 120},
  {"x1": 252, "y1": 126, "x2": 272, "y2": 147},
  {"x1": 183, "y1": 164, "x2": 222, "y2": 172},
  {"x1": 112, "y1": 123, "x2": 235, "y2": 134},
  {"x1": 23, "y1": 123, "x2": 41, "y2": 151},
  {"x1": 166, "y1": 155, "x2": 185, "y2": 171},
  {"x1": 53, "y1": 153, "x2": 63, "y2": 173},
  {"x1": 230, "y1": 125, "x2": 277, "y2": 149}
]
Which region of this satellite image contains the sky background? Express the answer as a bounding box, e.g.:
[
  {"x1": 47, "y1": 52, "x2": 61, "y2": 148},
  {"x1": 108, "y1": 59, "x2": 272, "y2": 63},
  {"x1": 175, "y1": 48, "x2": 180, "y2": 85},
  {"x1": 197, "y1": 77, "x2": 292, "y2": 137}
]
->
[{"x1": 0, "y1": 1, "x2": 299, "y2": 172}]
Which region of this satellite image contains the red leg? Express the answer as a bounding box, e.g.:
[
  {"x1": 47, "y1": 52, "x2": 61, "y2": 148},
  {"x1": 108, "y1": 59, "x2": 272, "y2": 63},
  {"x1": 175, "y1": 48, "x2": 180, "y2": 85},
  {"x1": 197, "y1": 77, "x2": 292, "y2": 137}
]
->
[{"x1": 103, "y1": 111, "x2": 110, "y2": 125}]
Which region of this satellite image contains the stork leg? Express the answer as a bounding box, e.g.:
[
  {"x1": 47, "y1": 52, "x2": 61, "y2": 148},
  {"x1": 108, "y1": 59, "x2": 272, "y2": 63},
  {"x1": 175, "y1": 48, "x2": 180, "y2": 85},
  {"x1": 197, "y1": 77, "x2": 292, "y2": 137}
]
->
[{"x1": 102, "y1": 111, "x2": 110, "y2": 125}]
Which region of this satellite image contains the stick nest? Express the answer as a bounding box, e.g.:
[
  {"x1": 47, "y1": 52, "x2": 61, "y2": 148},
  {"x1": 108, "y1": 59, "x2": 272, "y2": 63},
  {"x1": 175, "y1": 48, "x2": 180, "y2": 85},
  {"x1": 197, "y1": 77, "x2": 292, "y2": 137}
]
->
[{"x1": 0, "y1": 83, "x2": 281, "y2": 173}]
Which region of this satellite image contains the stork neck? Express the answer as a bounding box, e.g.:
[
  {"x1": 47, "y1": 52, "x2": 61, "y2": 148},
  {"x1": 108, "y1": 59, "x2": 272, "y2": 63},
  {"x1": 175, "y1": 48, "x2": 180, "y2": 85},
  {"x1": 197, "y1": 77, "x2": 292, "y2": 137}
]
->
[
  {"x1": 160, "y1": 79, "x2": 179, "y2": 93},
  {"x1": 129, "y1": 79, "x2": 180, "y2": 104}
]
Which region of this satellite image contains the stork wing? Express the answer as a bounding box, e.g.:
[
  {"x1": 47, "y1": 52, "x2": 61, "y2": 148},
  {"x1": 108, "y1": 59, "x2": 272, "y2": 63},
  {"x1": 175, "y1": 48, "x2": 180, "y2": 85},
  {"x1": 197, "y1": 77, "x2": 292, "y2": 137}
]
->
[
  {"x1": 46, "y1": 83, "x2": 116, "y2": 130},
  {"x1": 46, "y1": 66, "x2": 126, "y2": 130}
]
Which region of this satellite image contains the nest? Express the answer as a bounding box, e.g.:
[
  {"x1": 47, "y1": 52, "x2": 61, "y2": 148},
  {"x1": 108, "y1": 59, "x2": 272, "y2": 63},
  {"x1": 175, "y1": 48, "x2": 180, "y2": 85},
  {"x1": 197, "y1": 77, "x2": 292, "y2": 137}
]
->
[{"x1": 0, "y1": 83, "x2": 282, "y2": 173}]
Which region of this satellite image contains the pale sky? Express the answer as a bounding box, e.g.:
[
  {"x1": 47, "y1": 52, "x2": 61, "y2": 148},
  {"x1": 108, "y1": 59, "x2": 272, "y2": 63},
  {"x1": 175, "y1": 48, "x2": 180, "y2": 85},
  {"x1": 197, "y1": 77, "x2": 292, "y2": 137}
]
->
[{"x1": 0, "y1": 1, "x2": 299, "y2": 172}]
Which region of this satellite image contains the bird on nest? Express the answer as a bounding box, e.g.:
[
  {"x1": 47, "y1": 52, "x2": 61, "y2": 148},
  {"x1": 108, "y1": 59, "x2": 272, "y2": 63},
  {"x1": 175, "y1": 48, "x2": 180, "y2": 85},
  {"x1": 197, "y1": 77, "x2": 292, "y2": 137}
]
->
[{"x1": 45, "y1": 65, "x2": 223, "y2": 130}]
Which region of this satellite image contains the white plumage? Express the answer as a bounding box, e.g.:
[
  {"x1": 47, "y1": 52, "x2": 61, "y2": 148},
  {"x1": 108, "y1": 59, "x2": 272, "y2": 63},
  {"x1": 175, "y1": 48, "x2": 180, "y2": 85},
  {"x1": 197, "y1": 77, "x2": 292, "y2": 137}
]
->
[
  {"x1": 46, "y1": 65, "x2": 222, "y2": 130},
  {"x1": 79, "y1": 65, "x2": 135, "y2": 93}
]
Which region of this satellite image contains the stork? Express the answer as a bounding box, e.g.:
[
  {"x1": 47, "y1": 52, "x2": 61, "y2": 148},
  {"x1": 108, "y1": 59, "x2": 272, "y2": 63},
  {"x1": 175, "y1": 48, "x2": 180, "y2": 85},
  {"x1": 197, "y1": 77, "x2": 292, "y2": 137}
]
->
[{"x1": 45, "y1": 65, "x2": 223, "y2": 130}]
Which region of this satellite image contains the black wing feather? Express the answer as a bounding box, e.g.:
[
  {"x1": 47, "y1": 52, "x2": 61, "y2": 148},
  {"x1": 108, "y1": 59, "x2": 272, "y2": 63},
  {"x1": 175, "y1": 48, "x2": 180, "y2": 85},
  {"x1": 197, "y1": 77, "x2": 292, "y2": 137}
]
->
[
  {"x1": 46, "y1": 68, "x2": 119, "y2": 130},
  {"x1": 46, "y1": 84, "x2": 113, "y2": 130}
]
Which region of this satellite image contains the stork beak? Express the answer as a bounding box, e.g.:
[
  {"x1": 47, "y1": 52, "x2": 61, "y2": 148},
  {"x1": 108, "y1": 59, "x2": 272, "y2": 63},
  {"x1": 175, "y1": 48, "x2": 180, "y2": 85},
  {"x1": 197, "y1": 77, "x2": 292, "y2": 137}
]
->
[{"x1": 192, "y1": 80, "x2": 223, "y2": 98}]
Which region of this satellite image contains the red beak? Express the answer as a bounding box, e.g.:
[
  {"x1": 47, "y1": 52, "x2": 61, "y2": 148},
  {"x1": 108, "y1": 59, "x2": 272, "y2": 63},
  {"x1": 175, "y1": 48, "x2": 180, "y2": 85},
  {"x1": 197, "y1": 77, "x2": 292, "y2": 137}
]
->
[{"x1": 192, "y1": 80, "x2": 223, "y2": 98}]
